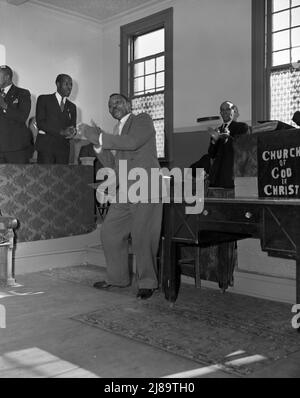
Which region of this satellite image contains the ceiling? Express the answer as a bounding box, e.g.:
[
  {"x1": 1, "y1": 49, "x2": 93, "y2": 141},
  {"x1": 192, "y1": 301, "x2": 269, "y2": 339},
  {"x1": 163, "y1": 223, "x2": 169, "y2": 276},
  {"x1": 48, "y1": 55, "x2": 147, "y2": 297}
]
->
[{"x1": 22, "y1": 0, "x2": 163, "y2": 23}]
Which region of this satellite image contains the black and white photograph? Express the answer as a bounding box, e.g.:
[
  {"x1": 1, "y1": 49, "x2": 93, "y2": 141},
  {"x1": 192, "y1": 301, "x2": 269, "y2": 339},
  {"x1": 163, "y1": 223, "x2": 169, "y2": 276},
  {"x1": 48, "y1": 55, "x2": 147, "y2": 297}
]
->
[{"x1": 0, "y1": 0, "x2": 300, "y2": 381}]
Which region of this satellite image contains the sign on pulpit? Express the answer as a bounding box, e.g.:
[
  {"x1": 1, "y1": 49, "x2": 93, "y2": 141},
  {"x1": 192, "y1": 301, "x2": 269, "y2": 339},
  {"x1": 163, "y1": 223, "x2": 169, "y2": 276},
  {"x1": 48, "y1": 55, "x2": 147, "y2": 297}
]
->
[{"x1": 257, "y1": 129, "x2": 300, "y2": 198}]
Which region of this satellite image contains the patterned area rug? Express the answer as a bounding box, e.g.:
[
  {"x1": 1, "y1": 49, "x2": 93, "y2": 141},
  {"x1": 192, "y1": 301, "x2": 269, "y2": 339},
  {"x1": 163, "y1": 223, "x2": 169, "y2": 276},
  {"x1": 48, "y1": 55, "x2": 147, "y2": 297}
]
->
[{"x1": 42, "y1": 265, "x2": 300, "y2": 377}]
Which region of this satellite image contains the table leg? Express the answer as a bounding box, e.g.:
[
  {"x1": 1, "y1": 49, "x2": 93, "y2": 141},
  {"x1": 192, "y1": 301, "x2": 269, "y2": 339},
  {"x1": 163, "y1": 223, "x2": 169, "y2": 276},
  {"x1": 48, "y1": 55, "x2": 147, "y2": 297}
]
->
[
  {"x1": 162, "y1": 205, "x2": 180, "y2": 302},
  {"x1": 295, "y1": 228, "x2": 300, "y2": 333}
]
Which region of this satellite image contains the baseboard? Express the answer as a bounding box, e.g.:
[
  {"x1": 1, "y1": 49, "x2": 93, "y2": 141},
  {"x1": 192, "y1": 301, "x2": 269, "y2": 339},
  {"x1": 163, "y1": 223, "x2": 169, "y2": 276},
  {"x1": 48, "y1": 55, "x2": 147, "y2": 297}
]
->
[
  {"x1": 14, "y1": 226, "x2": 102, "y2": 275},
  {"x1": 182, "y1": 270, "x2": 296, "y2": 304}
]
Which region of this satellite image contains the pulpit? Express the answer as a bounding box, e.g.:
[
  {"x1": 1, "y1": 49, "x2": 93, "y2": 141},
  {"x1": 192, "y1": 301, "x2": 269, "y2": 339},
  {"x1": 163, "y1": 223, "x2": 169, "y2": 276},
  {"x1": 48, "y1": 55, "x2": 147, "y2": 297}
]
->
[{"x1": 162, "y1": 128, "x2": 300, "y2": 313}]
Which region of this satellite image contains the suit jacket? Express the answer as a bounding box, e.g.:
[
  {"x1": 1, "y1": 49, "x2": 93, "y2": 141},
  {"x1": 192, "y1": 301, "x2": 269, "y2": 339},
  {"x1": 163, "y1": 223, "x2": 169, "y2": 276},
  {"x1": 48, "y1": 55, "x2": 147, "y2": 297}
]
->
[
  {"x1": 208, "y1": 120, "x2": 249, "y2": 188},
  {"x1": 35, "y1": 93, "x2": 76, "y2": 155},
  {"x1": 0, "y1": 85, "x2": 31, "y2": 152},
  {"x1": 96, "y1": 113, "x2": 160, "y2": 201}
]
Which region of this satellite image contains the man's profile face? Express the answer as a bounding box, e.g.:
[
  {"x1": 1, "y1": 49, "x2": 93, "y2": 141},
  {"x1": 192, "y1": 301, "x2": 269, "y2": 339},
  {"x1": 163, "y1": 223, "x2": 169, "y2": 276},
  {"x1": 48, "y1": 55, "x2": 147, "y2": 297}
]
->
[
  {"x1": 220, "y1": 102, "x2": 234, "y2": 123},
  {"x1": 57, "y1": 76, "x2": 72, "y2": 98},
  {"x1": 108, "y1": 95, "x2": 131, "y2": 121}
]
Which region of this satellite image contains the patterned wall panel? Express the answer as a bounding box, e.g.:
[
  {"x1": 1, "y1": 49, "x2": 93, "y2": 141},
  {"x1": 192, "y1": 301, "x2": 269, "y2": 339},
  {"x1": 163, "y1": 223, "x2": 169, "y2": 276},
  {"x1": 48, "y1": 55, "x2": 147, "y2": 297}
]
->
[{"x1": 0, "y1": 165, "x2": 96, "y2": 242}]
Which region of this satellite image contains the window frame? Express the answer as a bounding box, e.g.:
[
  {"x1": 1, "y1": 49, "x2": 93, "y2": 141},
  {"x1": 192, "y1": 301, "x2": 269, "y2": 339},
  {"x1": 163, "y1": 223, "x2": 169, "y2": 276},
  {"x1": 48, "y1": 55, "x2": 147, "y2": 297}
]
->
[
  {"x1": 252, "y1": 0, "x2": 300, "y2": 124},
  {"x1": 120, "y1": 8, "x2": 173, "y2": 164}
]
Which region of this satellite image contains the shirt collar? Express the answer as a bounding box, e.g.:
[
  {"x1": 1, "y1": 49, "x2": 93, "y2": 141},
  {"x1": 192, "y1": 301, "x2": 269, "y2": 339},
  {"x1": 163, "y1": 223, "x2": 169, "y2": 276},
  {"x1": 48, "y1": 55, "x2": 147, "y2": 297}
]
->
[
  {"x1": 222, "y1": 119, "x2": 232, "y2": 127},
  {"x1": 56, "y1": 92, "x2": 66, "y2": 104},
  {"x1": 3, "y1": 84, "x2": 13, "y2": 94},
  {"x1": 119, "y1": 113, "x2": 131, "y2": 126}
]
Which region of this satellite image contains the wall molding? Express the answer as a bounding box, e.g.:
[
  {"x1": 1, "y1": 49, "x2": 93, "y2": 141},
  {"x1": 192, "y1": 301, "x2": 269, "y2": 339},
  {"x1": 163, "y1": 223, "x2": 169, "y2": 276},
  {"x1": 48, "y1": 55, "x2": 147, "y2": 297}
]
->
[
  {"x1": 18, "y1": 0, "x2": 173, "y2": 28},
  {"x1": 14, "y1": 226, "x2": 102, "y2": 276},
  {"x1": 26, "y1": 0, "x2": 103, "y2": 27},
  {"x1": 102, "y1": 0, "x2": 173, "y2": 27}
]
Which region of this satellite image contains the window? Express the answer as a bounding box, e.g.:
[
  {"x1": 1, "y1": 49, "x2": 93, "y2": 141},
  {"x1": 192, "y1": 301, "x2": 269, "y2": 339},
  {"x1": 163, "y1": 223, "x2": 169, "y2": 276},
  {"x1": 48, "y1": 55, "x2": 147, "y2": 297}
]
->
[
  {"x1": 252, "y1": 0, "x2": 300, "y2": 125},
  {"x1": 120, "y1": 8, "x2": 173, "y2": 162},
  {"x1": 269, "y1": 0, "x2": 300, "y2": 124}
]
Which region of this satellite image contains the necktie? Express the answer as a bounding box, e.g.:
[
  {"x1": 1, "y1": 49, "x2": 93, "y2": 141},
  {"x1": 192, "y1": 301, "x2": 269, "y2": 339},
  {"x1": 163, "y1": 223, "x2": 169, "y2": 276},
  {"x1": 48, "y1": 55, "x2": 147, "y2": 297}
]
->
[
  {"x1": 222, "y1": 123, "x2": 228, "y2": 132},
  {"x1": 117, "y1": 121, "x2": 122, "y2": 135},
  {"x1": 60, "y1": 98, "x2": 65, "y2": 112},
  {"x1": 0, "y1": 88, "x2": 5, "y2": 98}
]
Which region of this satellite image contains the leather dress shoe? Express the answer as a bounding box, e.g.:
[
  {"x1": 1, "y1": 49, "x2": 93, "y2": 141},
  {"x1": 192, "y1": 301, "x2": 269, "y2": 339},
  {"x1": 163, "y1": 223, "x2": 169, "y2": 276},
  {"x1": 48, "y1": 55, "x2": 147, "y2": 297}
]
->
[
  {"x1": 136, "y1": 288, "x2": 154, "y2": 300},
  {"x1": 93, "y1": 281, "x2": 112, "y2": 289},
  {"x1": 93, "y1": 281, "x2": 130, "y2": 290}
]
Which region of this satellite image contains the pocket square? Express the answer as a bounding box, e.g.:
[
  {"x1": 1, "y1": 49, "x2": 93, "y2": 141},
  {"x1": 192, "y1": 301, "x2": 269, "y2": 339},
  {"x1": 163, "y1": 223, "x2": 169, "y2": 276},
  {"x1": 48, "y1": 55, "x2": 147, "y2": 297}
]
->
[{"x1": 12, "y1": 98, "x2": 19, "y2": 104}]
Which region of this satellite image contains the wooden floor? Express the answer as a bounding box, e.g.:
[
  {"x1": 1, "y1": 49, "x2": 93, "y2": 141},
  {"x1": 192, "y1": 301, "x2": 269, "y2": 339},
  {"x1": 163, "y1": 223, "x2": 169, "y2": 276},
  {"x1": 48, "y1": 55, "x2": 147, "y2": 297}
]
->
[{"x1": 0, "y1": 268, "x2": 299, "y2": 378}]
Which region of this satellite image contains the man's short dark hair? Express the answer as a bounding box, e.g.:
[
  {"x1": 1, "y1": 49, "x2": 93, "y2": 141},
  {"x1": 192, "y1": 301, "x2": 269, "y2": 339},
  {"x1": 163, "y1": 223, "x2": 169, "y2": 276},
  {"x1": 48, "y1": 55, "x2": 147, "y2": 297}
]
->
[
  {"x1": 55, "y1": 74, "x2": 71, "y2": 85},
  {"x1": 0, "y1": 65, "x2": 13, "y2": 80},
  {"x1": 109, "y1": 93, "x2": 131, "y2": 103}
]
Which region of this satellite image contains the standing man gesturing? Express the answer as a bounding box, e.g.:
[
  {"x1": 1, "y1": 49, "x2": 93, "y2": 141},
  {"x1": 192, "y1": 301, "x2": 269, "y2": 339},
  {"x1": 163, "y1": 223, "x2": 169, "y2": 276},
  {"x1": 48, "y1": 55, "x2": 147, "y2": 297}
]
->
[
  {"x1": 78, "y1": 93, "x2": 162, "y2": 300},
  {"x1": 35, "y1": 74, "x2": 76, "y2": 164}
]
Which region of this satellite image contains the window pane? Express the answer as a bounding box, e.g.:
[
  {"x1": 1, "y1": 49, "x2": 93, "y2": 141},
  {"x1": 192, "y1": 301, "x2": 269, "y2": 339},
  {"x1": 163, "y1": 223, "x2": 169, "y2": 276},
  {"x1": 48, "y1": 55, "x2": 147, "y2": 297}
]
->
[
  {"x1": 131, "y1": 93, "x2": 165, "y2": 157},
  {"x1": 292, "y1": 0, "x2": 300, "y2": 6},
  {"x1": 134, "y1": 62, "x2": 144, "y2": 77},
  {"x1": 156, "y1": 56, "x2": 164, "y2": 72},
  {"x1": 273, "y1": 30, "x2": 290, "y2": 50},
  {"x1": 153, "y1": 119, "x2": 165, "y2": 158},
  {"x1": 292, "y1": 7, "x2": 300, "y2": 26},
  {"x1": 145, "y1": 59, "x2": 155, "y2": 75},
  {"x1": 145, "y1": 74, "x2": 155, "y2": 92},
  {"x1": 273, "y1": 49, "x2": 290, "y2": 65},
  {"x1": 270, "y1": 68, "x2": 300, "y2": 126},
  {"x1": 273, "y1": 0, "x2": 290, "y2": 12},
  {"x1": 291, "y1": 46, "x2": 300, "y2": 62},
  {"x1": 292, "y1": 27, "x2": 300, "y2": 46},
  {"x1": 134, "y1": 29, "x2": 164, "y2": 59},
  {"x1": 156, "y1": 72, "x2": 165, "y2": 88},
  {"x1": 134, "y1": 77, "x2": 144, "y2": 94},
  {"x1": 273, "y1": 10, "x2": 290, "y2": 31}
]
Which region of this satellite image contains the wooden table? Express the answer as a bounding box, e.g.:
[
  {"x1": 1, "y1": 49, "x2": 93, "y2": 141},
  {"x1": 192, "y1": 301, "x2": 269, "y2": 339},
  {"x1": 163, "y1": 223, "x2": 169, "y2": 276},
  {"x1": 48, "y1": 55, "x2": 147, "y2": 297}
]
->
[{"x1": 162, "y1": 197, "x2": 300, "y2": 306}]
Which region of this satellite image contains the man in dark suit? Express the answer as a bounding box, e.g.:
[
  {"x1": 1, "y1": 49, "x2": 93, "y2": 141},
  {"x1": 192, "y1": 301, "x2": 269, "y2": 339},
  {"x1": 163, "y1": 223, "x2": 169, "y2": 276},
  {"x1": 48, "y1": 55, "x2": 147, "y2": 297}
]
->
[
  {"x1": 208, "y1": 101, "x2": 249, "y2": 188},
  {"x1": 78, "y1": 93, "x2": 162, "y2": 300},
  {"x1": 0, "y1": 65, "x2": 32, "y2": 163},
  {"x1": 200, "y1": 101, "x2": 249, "y2": 292},
  {"x1": 35, "y1": 74, "x2": 77, "y2": 164}
]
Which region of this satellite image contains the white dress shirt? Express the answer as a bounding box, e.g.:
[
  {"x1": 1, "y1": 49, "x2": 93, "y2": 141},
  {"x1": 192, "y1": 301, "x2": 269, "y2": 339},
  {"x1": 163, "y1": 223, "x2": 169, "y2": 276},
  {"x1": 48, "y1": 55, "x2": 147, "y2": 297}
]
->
[
  {"x1": 94, "y1": 113, "x2": 131, "y2": 154},
  {"x1": 39, "y1": 92, "x2": 67, "y2": 135},
  {"x1": 55, "y1": 92, "x2": 66, "y2": 107},
  {"x1": 2, "y1": 84, "x2": 12, "y2": 95},
  {"x1": 1, "y1": 84, "x2": 12, "y2": 113}
]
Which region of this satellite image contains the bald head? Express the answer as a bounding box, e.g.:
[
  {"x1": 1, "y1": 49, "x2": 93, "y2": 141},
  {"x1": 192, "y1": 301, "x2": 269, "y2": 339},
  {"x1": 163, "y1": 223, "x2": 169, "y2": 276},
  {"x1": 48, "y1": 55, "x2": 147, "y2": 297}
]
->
[{"x1": 220, "y1": 101, "x2": 235, "y2": 123}]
